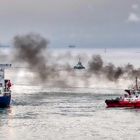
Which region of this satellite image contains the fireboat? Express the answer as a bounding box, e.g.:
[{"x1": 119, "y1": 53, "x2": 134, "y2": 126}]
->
[
  {"x1": 0, "y1": 64, "x2": 12, "y2": 108},
  {"x1": 105, "y1": 77, "x2": 140, "y2": 108}
]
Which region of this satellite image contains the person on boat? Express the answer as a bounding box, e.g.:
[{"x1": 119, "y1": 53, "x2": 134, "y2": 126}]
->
[
  {"x1": 121, "y1": 94, "x2": 128, "y2": 101},
  {"x1": 131, "y1": 89, "x2": 135, "y2": 94},
  {"x1": 124, "y1": 94, "x2": 128, "y2": 98},
  {"x1": 6, "y1": 80, "x2": 12, "y2": 91}
]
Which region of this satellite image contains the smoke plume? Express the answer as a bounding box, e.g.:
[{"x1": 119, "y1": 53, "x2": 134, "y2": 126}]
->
[
  {"x1": 12, "y1": 33, "x2": 140, "y2": 88},
  {"x1": 13, "y1": 33, "x2": 56, "y2": 82},
  {"x1": 88, "y1": 55, "x2": 140, "y2": 81}
]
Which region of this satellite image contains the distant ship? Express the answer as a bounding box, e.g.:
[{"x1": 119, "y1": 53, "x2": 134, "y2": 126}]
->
[
  {"x1": 68, "y1": 45, "x2": 76, "y2": 48},
  {"x1": 105, "y1": 77, "x2": 140, "y2": 108},
  {"x1": 74, "y1": 58, "x2": 85, "y2": 69}
]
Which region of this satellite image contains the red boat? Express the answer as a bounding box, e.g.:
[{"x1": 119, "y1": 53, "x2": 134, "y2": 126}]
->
[{"x1": 105, "y1": 77, "x2": 140, "y2": 108}]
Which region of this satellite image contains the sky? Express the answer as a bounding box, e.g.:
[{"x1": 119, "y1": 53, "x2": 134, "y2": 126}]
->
[{"x1": 0, "y1": 0, "x2": 140, "y2": 48}]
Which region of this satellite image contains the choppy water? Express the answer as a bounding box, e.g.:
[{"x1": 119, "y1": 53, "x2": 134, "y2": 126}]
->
[{"x1": 0, "y1": 87, "x2": 140, "y2": 140}]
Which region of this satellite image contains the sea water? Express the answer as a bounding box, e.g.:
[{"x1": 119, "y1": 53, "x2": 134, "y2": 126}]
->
[{"x1": 0, "y1": 86, "x2": 140, "y2": 140}]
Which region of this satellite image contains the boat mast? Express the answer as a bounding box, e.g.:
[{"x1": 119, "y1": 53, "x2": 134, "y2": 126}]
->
[
  {"x1": 136, "y1": 77, "x2": 138, "y2": 90},
  {"x1": 78, "y1": 57, "x2": 80, "y2": 63}
]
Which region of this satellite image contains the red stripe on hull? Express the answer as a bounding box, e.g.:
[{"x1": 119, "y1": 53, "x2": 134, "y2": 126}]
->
[
  {"x1": 134, "y1": 101, "x2": 140, "y2": 108},
  {"x1": 106, "y1": 101, "x2": 140, "y2": 108}
]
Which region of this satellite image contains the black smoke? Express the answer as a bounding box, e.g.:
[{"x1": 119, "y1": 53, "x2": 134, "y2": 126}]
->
[
  {"x1": 88, "y1": 55, "x2": 103, "y2": 74},
  {"x1": 12, "y1": 33, "x2": 140, "y2": 87},
  {"x1": 13, "y1": 33, "x2": 57, "y2": 82},
  {"x1": 88, "y1": 55, "x2": 140, "y2": 81}
]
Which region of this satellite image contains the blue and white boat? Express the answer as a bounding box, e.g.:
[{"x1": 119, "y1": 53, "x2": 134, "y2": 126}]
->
[{"x1": 0, "y1": 64, "x2": 12, "y2": 108}]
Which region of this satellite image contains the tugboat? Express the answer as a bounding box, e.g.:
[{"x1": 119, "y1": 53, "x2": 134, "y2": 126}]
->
[
  {"x1": 105, "y1": 77, "x2": 140, "y2": 108},
  {"x1": 74, "y1": 58, "x2": 85, "y2": 69},
  {"x1": 0, "y1": 64, "x2": 12, "y2": 108}
]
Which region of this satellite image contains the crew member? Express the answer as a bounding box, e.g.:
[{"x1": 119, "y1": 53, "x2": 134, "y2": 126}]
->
[{"x1": 6, "y1": 80, "x2": 12, "y2": 90}]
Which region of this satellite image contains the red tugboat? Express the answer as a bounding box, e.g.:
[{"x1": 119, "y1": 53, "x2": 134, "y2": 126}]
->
[{"x1": 105, "y1": 77, "x2": 140, "y2": 108}]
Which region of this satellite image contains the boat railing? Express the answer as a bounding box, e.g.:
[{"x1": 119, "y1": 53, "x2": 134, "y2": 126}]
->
[{"x1": 3, "y1": 91, "x2": 11, "y2": 96}]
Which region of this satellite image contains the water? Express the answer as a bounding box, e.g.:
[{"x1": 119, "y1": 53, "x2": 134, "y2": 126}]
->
[{"x1": 0, "y1": 87, "x2": 140, "y2": 140}]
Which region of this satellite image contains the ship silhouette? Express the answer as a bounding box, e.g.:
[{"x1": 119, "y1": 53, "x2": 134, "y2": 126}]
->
[{"x1": 74, "y1": 58, "x2": 85, "y2": 69}]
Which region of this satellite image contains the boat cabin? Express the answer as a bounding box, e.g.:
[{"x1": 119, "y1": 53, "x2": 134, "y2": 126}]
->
[{"x1": 0, "y1": 64, "x2": 12, "y2": 95}]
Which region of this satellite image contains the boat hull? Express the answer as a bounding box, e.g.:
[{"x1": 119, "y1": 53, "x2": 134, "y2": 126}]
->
[
  {"x1": 105, "y1": 99, "x2": 140, "y2": 108},
  {"x1": 0, "y1": 95, "x2": 11, "y2": 108}
]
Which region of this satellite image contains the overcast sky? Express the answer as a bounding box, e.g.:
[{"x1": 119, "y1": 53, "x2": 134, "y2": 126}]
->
[{"x1": 0, "y1": 0, "x2": 140, "y2": 48}]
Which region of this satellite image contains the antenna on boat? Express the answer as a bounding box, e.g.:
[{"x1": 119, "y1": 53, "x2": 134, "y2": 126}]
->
[
  {"x1": 136, "y1": 77, "x2": 138, "y2": 90},
  {"x1": 78, "y1": 57, "x2": 81, "y2": 63}
]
